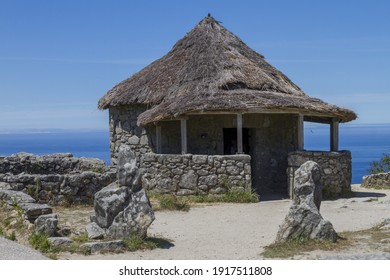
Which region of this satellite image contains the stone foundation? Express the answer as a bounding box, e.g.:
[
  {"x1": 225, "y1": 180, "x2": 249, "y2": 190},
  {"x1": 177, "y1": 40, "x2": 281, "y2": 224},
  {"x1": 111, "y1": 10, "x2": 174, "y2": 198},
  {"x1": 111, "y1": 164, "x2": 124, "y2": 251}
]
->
[
  {"x1": 141, "y1": 153, "x2": 252, "y2": 196},
  {"x1": 361, "y1": 172, "x2": 390, "y2": 189},
  {"x1": 0, "y1": 153, "x2": 116, "y2": 205},
  {"x1": 287, "y1": 151, "x2": 352, "y2": 198}
]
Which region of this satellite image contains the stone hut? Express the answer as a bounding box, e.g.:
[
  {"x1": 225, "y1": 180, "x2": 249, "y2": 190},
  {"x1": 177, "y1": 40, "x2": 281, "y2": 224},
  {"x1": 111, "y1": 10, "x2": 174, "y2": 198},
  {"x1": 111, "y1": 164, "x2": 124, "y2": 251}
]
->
[{"x1": 98, "y1": 15, "x2": 356, "y2": 197}]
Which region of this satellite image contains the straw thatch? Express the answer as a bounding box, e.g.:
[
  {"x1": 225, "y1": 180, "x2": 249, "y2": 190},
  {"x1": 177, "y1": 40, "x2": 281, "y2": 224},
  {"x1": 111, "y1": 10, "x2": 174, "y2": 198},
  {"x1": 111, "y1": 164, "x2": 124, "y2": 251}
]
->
[{"x1": 98, "y1": 15, "x2": 356, "y2": 125}]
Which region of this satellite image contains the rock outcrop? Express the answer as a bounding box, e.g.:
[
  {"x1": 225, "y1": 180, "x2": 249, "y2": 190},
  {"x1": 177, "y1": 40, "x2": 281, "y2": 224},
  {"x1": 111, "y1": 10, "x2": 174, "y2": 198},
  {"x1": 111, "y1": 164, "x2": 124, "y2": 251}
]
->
[
  {"x1": 276, "y1": 161, "x2": 337, "y2": 242},
  {"x1": 87, "y1": 145, "x2": 154, "y2": 239}
]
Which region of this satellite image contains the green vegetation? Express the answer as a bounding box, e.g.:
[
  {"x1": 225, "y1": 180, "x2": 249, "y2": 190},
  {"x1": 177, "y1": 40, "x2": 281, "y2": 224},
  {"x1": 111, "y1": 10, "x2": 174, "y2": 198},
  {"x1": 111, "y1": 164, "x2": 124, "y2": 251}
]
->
[
  {"x1": 149, "y1": 189, "x2": 259, "y2": 211},
  {"x1": 123, "y1": 234, "x2": 173, "y2": 252},
  {"x1": 192, "y1": 189, "x2": 259, "y2": 203},
  {"x1": 261, "y1": 237, "x2": 349, "y2": 259},
  {"x1": 369, "y1": 153, "x2": 390, "y2": 174},
  {"x1": 29, "y1": 233, "x2": 53, "y2": 254}
]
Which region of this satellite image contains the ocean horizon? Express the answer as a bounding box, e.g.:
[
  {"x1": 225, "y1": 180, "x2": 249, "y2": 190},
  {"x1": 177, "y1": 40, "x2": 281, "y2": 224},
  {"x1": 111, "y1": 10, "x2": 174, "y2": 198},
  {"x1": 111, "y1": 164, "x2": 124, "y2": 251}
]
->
[{"x1": 1, "y1": 123, "x2": 389, "y2": 184}]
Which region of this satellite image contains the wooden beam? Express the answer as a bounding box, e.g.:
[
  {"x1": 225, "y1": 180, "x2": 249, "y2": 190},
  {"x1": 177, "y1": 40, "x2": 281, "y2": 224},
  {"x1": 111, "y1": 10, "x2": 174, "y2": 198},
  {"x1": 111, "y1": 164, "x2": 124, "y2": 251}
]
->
[
  {"x1": 330, "y1": 119, "x2": 339, "y2": 152},
  {"x1": 297, "y1": 115, "x2": 304, "y2": 150},
  {"x1": 156, "y1": 125, "x2": 161, "y2": 154},
  {"x1": 180, "y1": 119, "x2": 187, "y2": 154},
  {"x1": 237, "y1": 113, "x2": 243, "y2": 154}
]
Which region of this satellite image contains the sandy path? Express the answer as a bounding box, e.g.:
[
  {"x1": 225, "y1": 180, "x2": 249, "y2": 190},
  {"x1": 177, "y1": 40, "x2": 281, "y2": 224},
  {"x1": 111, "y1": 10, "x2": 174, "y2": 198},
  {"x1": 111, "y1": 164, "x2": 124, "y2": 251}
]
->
[{"x1": 59, "y1": 185, "x2": 390, "y2": 260}]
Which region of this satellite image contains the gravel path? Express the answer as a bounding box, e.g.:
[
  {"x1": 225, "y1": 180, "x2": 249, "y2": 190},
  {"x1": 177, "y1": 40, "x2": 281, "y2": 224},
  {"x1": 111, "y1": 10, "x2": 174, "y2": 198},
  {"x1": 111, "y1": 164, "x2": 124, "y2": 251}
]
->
[{"x1": 58, "y1": 185, "x2": 390, "y2": 260}]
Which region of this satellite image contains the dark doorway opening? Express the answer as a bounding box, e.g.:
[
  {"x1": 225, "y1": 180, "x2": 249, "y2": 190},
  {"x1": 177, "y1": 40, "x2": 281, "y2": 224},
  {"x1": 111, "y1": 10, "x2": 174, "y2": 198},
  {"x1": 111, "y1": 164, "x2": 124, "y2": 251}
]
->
[{"x1": 223, "y1": 128, "x2": 250, "y2": 155}]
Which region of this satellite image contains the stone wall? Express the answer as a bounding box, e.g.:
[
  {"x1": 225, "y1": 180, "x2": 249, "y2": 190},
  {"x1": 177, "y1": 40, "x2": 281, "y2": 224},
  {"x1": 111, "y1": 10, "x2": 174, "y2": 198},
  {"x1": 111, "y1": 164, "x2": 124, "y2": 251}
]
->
[
  {"x1": 109, "y1": 108, "x2": 299, "y2": 194},
  {"x1": 287, "y1": 150, "x2": 352, "y2": 198},
  {"x1": 361, "y1": 172, "x2": 390, "y2": 189},
  {"x1": 0, "y1": 153, "x2": 116, "y2": 205},
  {"x1": 109, "y1": 105, "x2": 154, "y2": 166},
  {"x1": 141, "y1": 153, "x2": 252, "y2": 196}
]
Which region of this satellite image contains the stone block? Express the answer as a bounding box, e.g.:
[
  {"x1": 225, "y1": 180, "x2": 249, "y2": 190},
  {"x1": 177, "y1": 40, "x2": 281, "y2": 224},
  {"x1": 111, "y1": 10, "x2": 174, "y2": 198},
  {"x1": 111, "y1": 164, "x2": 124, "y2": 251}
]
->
[{"x1": 35, "y1": 213, "x2": 58, "y2": 237}]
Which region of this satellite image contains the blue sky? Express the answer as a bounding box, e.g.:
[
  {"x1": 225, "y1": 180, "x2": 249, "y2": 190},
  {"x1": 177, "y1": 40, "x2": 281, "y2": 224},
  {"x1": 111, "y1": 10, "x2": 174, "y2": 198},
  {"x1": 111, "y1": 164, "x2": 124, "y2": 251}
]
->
[{"x1": 1, "y1": 0, "x2": 389, "y2": 131}]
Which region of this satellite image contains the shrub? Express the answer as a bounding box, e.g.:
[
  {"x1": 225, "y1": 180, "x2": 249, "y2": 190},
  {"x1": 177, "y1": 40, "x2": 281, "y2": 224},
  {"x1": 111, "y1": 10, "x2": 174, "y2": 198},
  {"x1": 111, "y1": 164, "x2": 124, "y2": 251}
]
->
[{"x1": 368, "y1": 154, "x2": 390, "y2": 174}]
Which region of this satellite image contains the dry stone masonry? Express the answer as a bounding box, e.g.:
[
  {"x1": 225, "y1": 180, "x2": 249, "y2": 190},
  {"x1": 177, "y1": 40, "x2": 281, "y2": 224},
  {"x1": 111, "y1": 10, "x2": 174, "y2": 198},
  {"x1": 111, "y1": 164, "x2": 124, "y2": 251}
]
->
[
  {"x1": 0, "y1": 153, "x2": 116, "y2": 205},
  {"x1": 288, "y1": 151, "x2": 351, "y2": 198},
  {"x1": 141, "y1": 153, "x2": 252, "y2": 196},
  {"x1": 276, "y1": 161, "x2": 337, "y2": 242},
  {"x1": 361, "y1": 172, "x2": 390, "y2": 189}
]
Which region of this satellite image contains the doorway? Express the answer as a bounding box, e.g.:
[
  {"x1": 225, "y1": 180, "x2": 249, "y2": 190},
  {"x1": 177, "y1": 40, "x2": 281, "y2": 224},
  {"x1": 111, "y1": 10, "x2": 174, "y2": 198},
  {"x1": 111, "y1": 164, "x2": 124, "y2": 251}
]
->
[{"x1": 223, "y1": 128, "x2": 250, "y2": 155}]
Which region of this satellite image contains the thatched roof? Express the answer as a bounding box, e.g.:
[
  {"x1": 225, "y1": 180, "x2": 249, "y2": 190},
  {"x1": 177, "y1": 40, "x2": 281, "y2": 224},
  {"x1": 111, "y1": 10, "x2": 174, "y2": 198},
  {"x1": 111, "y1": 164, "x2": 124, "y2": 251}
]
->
[{"x1": 98, "y1": 15, "x2": 356, "y2": 125}]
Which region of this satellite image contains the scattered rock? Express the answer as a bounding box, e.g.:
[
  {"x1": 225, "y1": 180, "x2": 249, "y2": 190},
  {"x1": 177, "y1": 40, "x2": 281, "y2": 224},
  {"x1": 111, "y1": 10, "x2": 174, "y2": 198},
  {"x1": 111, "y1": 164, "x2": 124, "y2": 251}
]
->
[
  {"x1": 276, "y1": 161, "x2": 337, "y2": 243},
  {"x1": 0, "y1": 189, "x2": 36, "y2": 204},
  {"x1": 19, "y1": 202, "x2": 52, "y2": 222},
  {"x1": 82, "y1": 240, "x2": 124, "y2": 254},
  {"x1": 48, "y1": 237, "x2": 74, "y2": 246},
  {"x1": 35, "y1": 213, "x2": 58, "y2": 237},
  {"x1": 86, "y1": 222, "x2": 105, "y2": 239}
]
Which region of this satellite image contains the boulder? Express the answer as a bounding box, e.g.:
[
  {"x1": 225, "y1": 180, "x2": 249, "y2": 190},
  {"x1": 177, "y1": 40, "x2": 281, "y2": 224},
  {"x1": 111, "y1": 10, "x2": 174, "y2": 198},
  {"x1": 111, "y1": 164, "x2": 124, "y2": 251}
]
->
[
  {"x1": 107, "y1": 189, "x2": 155, "y2": 239},
  {"x1": 86, "y1": 222, "x2": 105, "y2": 239},
  {"x1": 276, "y1": 161, "x2": 337, "y2": 242},
  {"x1": 20, "y1": 202, "x2": 52, "y2": 222},
  {"x1": 89, "y1": 145, "x2": 154, "y2": 239},
  {"x1": 35, "y1": 213, "x2": 58, "y2": 237},
  {"x1": 47, "y1": 237, "x2": 74, "y2": 246},
  {"x1": 93, "y1": 182, "x2": 130, "y2": 228}
]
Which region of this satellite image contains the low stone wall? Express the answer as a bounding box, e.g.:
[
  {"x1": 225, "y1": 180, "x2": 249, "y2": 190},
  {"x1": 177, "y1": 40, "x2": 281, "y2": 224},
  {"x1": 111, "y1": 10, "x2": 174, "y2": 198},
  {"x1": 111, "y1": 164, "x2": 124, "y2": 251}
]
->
[
  {"x1": 361, "y1": 172, "x2": 390, "y2": 189},
  {"x1": 0, "y1": 153, "x2": 116, "y2": 205},
  {"x1": 287, "y1": 150, "x2": 352, "y2": 198},
  {"x1": 141, "y1": 153, "x2": 252, "y2": 195}
]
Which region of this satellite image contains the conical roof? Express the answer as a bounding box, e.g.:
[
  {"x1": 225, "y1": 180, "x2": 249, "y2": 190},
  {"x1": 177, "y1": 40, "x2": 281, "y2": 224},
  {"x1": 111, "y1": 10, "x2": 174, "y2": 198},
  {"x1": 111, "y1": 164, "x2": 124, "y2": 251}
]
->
[{"x1": 98, "y1": 15, "x2": 356, "y2": 125}]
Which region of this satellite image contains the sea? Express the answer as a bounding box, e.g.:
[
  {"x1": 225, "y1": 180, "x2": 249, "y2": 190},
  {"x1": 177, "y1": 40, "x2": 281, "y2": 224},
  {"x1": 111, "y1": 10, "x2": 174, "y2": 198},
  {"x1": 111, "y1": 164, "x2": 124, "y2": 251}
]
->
[{"x1": 0, "y1": 124, "x2": 389, "y2": 184}]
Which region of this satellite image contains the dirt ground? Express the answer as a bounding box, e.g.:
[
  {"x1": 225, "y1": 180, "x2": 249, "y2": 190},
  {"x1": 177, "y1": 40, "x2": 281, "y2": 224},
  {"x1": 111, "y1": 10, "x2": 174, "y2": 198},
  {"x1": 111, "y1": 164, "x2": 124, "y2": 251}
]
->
[{"x1": 57, "y1": 185, "x2": 390, "y2": 260}]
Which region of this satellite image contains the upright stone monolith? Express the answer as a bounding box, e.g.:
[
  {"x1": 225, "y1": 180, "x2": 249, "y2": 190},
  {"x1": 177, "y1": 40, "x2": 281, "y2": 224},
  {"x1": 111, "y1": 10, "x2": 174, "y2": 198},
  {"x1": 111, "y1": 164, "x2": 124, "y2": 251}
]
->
[
  {"x1": 276, "y1": 161, "x2": 337, "y2": 242},
  {"x1": 87, "y1": 145, "x2": 154, "y2": 239}
]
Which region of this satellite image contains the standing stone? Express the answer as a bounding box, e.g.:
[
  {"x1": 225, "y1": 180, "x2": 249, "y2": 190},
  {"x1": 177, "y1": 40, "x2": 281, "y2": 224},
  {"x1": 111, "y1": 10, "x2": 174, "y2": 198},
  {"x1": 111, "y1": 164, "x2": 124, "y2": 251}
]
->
[
  {"x1": 276, "y1": 161, "x2": 337, "y2": 242},
  {"x1": 89, "y1": 145, "x2": 154, "y2": 239}
]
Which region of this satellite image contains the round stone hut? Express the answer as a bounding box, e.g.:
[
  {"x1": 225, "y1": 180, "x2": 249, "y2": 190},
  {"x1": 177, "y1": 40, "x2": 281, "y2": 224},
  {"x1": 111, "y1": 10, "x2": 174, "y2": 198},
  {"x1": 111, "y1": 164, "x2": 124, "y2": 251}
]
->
[{"x1": 98, "y1": 15, "x2": 356, "y2": 198}]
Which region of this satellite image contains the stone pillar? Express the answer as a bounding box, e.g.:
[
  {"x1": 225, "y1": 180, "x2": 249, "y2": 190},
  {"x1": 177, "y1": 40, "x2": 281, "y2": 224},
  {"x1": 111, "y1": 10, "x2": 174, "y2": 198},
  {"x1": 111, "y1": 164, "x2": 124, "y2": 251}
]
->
[
  {"x1": 181, "y1": 118, "x2": 187, "y2": 154},
  {"x1": 297, "y1": 115, "x2": 304, "y2": 151},
  {"x1": 330, "y1": 119, "x2": 339, "y2": 152},
  {"x1": 237, "y1": 113, "x2": 243, "y2": 154}
]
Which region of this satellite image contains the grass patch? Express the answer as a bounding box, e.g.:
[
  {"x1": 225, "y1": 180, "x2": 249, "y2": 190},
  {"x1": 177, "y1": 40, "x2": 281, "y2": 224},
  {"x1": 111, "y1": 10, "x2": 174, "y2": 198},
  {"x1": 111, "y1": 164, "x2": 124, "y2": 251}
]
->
[
  {"x1": 149, "y1": 189, "x2": 258, "y2": 211},
  {"x1": 123, "y1": 234, "x2": 174, "y2": 252},
  {"x1": 149, "y1": 193, "x2": 190, "y2": 211},
  {"x1": 29, "y1": 233, "x2": 55, "y2": 254},
  {"x1": 261, "y1": 237, "x2": 350, "y2": 259},
  {"x1": 71, "y1": 233, "x2": 89, "y2": 243},
  {"x1": 192, "y1": 189, "x2": 259, "y2": 203}
]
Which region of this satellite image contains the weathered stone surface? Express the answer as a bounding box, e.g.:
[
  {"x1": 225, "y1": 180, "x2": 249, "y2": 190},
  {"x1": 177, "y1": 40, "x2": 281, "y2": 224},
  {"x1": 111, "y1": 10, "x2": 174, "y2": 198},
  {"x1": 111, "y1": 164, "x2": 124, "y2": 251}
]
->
[
  {"x1": 287, "y1": 151, "x2": 352, "y2": 198},
  {"x1": 107, "y1": 189, "x2": 154, "y2": 239},
  {"x1": 362, "y1": 172, "x2": 390, "y2": 189},
  {"x1": 142, "y1": 153, "x2": 251, "y2": 196},
  {"x1": 91, "y1": 145, "x2": 155, "y2": 239},
  {"x1": 276, "y1": 161, "x2": 337, "y2": 242},
  {"x1": 117, "y1": 145, "x2": 143, "y2": 192},
  {"x1": 20, "y1": 203, "x2": 52, "y2": 222},
  {"x1": 0, "y1": 189, "x2": 36, "y2": 204},
  {"x1": 82, "y1": 240, "x2": 124, "y2": 254},
  {"x1": 0, "y1": 153, "x2": 116, "y2": 205},
  {"x1": 86, "y1": 222, "x2": 105, "y2": 239},
  {"x1": 47, "y1": 237, "x2": 74, "y2": 246},
  {"x1": 93, "y1": 182, "x2": 130, "y2": 228},
  {"x1": 35, "y1": 214, "x2": 58, "y2": 237}
]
